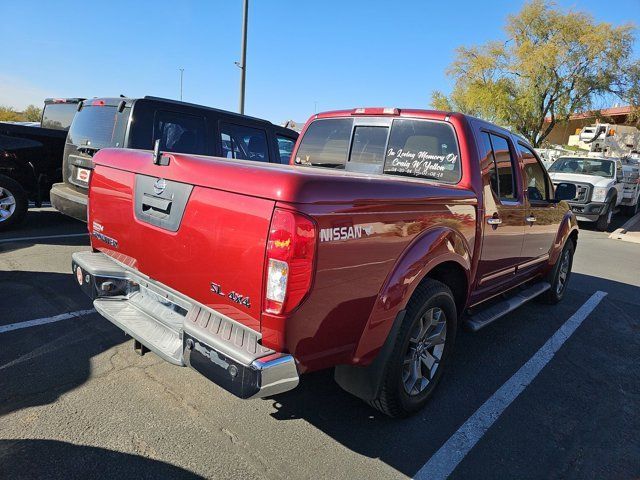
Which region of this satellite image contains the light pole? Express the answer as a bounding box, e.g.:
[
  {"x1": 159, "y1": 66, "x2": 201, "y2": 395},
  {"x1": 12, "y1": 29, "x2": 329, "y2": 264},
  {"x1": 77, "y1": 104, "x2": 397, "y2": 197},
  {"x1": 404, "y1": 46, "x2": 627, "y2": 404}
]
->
[
  {"x1": 238, "y1": 0, "x2": 248, "y2": 114},
  {"x1": 179, "y1": 68, "x2": 184, "y2": 101}
]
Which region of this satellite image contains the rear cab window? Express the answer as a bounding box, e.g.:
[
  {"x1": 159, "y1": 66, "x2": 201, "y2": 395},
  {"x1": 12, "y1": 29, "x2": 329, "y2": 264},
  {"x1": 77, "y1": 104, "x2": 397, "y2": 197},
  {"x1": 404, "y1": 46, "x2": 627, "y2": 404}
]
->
[
  {"x1": 42, "y1": 102, "x2": 78, "y2": 130},
  {"x1": 295, "y1": 117, "x2": 461, "y2": 183}
]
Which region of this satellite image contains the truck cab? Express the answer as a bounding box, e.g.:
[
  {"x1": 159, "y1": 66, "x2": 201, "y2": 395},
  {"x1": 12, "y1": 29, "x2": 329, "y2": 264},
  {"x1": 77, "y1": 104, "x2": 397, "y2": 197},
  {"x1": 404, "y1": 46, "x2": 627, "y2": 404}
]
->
[
  {"x1": 548, "y1": 155, "x2": 625, "y2": 230},
  {"x1": 50, "y1": 96, "x2": 298, "y2": 221}
]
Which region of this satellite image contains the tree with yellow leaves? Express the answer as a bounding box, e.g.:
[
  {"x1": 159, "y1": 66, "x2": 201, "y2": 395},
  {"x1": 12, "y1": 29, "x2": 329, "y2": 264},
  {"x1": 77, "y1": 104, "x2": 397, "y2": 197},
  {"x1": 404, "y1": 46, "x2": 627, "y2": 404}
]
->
[{"x1": 431, "y1": 0, "x2": 639, "y2": 146}]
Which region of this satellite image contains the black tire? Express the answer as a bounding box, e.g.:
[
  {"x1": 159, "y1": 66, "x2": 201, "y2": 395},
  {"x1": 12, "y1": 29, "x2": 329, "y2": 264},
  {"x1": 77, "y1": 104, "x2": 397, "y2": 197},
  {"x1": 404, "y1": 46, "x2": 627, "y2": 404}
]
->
[
  {"x1": 369, "y1": 279, "x2": 457, "y2": 418},
  {"x1": 595, "y1": 200, "x2": 614, "y2": 231},
  {"x1": 0, "y1": 175, "x2": 28, "y2": 231},
  {"x1": 540, "y1": 239, "x2": 574, "y2": 305}
]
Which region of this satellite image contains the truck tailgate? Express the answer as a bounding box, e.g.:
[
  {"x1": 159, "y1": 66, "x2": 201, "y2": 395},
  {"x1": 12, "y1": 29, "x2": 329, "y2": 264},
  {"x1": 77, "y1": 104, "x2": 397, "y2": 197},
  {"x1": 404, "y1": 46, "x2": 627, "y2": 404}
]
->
[{"x1": 88, "y1": 161, "x2": 274, "y2": 332}]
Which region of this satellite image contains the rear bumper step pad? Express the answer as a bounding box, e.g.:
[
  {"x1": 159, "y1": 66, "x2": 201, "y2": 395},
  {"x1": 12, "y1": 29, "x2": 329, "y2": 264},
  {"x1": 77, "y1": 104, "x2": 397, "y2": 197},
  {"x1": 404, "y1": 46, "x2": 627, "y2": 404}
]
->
[{"x1": 72, "y1": 251, "x2": 299, "y2": 398}]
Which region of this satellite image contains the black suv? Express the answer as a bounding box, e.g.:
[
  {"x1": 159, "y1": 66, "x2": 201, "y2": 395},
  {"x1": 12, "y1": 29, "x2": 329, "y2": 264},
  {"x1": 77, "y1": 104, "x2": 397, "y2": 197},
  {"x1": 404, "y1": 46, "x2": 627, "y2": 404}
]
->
[{"x1": 50, "y1": 96, "x2": 298, "y2": 221}]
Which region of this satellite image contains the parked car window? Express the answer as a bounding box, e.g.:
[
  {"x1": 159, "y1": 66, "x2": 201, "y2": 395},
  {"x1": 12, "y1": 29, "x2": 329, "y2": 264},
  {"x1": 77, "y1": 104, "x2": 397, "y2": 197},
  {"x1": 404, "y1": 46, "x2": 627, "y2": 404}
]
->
[
  {"x1": 548, "y1": 157, "x2": 615, "y2": 177},
  {"x1": 276, "y1": 136, "x2": 296, "y2": 164},
  {"x1": 519, "y1": 143, "x2": 550, "y2": 201},
  {"x1": 67, "y1": 105, "x2": 130, "y2": 149},
  {"x1": 220, "y1": 123, "x2": 270, "y2": 162},
  {"x1": 221, "y1": 132, "x2": 243, "y2": 159},
  {"x1": 488, "y1": 134, "x2": 516, "y2": 200},
  {"x1": 295, "y1": 118, "x2": 353, "y2": 168},
  {"x1": 479, "y1": 132, "x2": 499, "y2": 198},
  {"x1": 154, "y1": 111, "x2": 206, "y2": 155},
  {"x1": 384, "y1": 119, "x2": 460, "y2": 183},
  {"x1": 41, "y1": 103, "x2": 77, "y2": 130}
]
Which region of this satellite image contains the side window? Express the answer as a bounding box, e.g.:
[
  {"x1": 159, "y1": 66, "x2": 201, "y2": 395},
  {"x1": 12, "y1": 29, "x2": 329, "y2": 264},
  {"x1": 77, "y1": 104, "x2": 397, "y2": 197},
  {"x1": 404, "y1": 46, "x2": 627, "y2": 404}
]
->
[
  {"x1": 220, "y1": 123, "x2": 270, "y2": 162},
  {"x1": 154, "y1": 111, "x2": 206, "y2": 155},
  {"x1": 518, "y1": 143, "x2": 550, "y2": 202},
  {"x1": 276, "y1": 136, "x2": 296, "y2": 164},
  {"x1": 479, "y1": 132, "x2": 499, "y2": 198},
  {"x1": 489, "y1": 134, "x2": 516, "y2": 200},
  {"x1": 221, "y1": 132, "x2": 244, "y2": 159},
  {"x1": 616, "y1": 161, "x2": 623, "y2": 182}
]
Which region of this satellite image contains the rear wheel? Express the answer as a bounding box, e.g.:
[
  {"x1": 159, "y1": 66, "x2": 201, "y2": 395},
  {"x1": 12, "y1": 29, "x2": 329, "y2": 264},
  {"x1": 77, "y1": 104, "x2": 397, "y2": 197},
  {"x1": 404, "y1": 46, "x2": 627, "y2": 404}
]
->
[
  {"x1": 0, "y1": 175, "x2": 28, "y2": 231},
  {"x1": 540, "y1": 239, "x2": 574, "y2": 304},
  {"x1": 595, "y1": 200, "x2": 614, "y2": 231},
  {"x1": 369, "y1": 280, "x2": 457, "y2": 418}
]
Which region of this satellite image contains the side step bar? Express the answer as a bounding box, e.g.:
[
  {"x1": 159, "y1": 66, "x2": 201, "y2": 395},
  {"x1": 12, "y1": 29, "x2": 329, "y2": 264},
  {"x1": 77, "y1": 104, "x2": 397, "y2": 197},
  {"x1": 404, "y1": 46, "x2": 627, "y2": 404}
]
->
[{"x1": 464, "y1": 282, "x2": 551, "y2": 332}]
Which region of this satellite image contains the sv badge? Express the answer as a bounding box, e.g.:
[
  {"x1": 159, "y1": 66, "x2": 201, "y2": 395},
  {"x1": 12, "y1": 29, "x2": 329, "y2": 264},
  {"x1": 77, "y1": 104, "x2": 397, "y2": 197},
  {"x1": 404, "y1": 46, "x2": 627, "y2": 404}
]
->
[{"x1": 210, "y1": 282, "x2": 251, "y2": 309}]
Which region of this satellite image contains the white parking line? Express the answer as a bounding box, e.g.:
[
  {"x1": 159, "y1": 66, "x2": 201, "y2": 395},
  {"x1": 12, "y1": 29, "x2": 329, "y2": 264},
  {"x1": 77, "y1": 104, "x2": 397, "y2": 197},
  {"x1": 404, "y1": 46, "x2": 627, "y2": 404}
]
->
[
  {"x1": 0, "y1": 232, "x2": 88, "y2": 244},
  {"x1": 414, "y1": 290, "x2": 608, "y2": 480},
  {"x1": 0, "y1": 309, "x2": 96, "y2": 334}
]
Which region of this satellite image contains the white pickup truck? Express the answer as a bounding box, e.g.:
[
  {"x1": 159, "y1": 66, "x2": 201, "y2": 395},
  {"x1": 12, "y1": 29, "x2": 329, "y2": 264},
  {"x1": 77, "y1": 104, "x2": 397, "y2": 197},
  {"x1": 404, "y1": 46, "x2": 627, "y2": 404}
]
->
[{"x1": 547, "y1": 156, "x2": 639, "y2": 230}]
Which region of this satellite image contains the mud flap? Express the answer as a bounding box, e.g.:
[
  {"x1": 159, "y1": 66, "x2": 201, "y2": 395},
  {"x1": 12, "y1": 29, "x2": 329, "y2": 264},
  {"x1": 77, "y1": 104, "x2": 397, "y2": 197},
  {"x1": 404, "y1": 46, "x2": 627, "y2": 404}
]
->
[{"x1": 334, "y1": 310, "x2": 406, "y2": 402}]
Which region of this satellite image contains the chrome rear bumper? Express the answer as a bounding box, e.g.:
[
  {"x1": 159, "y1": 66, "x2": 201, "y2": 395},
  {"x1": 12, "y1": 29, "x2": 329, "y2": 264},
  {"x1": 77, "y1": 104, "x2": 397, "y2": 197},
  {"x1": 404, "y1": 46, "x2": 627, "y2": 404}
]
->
[{"x1": 72, "y1": 251, "x2": 299, "y2": 399}]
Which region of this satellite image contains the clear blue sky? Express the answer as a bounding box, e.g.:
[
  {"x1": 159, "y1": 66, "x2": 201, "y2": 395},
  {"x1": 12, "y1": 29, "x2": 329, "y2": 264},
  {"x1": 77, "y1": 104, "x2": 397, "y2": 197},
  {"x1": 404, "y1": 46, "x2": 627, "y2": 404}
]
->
[{"x1": 1, "y1": 0, "x2": 638, "y2": 124}]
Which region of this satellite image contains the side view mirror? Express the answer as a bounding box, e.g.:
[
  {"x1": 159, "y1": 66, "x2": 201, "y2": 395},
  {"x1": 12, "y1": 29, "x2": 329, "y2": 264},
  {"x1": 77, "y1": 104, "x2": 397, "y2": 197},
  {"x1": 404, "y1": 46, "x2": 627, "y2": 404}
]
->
[{"x1": 555, "y1": 183, "x2": 576, "y2": 201}]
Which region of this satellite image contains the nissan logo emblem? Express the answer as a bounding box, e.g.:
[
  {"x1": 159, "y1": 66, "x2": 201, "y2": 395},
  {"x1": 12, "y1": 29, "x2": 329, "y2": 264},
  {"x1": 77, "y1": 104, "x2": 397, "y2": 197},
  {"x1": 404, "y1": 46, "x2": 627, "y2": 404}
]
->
[{"x1": 153, "y1": 178, "x2": 167, "y2": 195}]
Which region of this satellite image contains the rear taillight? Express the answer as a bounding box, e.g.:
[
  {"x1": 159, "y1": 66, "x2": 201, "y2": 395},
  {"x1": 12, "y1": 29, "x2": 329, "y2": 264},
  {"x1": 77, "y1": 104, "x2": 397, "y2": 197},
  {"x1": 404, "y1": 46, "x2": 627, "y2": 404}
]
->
[{"x1": 264, "y1": 208, "x2": 316, "y2": 315}]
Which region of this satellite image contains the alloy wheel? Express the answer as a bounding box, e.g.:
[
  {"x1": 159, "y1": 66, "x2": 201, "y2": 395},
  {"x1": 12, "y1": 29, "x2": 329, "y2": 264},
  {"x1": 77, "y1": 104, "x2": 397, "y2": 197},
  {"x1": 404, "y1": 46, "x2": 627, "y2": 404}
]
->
[
  {"x1": 402, "y1": 307, "x2": 447, "y2": 396},
  {"x1": 0, "y1": 187, "x2": 16, "y2": 222},
  {"x1": 556, "y1": 249, "x2": 571, "y2": 295}
]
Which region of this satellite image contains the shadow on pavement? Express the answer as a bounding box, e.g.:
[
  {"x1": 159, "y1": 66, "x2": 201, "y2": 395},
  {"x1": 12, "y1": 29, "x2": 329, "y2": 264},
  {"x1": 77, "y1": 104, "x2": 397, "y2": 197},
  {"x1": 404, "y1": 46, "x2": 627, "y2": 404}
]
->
[
  {"x1": 570, "y1": 272, "x2": 640, "y2": 305},
  {"x1": 264, "y1": 273, "x2": 639, "y2": 477},
  {"x1": 577, "y1": 210, "x2": 629, "y2": 233},
  {"x1": 0, "y1": 439, "x2": 205, "y2": 479},
  {"x1": 6, "y1": 207, "x2": 84, "y2": 234},
  {"x1": 0, "y1": 233, "x2": 89, "y2": 254},
  {"x1": 0, "y1": 271, "x2": 126, "y2": 417},
  {"x1": 0, "y1": 208, "x2": 88, "y2": 253}
]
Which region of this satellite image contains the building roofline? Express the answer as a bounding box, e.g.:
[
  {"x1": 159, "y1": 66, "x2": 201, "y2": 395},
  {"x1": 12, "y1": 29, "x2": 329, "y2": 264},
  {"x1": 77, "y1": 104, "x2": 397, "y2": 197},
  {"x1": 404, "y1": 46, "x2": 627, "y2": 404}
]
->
[{"x1": 544, "y1": 105, "x2": 633, "y2": 123}]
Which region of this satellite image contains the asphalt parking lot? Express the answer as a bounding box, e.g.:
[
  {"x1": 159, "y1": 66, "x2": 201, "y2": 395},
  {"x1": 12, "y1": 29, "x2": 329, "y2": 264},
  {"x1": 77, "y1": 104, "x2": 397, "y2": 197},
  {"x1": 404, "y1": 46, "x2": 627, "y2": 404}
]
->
[{"x1": 1, "y1": 208, "x2": 639, "y2": 480}]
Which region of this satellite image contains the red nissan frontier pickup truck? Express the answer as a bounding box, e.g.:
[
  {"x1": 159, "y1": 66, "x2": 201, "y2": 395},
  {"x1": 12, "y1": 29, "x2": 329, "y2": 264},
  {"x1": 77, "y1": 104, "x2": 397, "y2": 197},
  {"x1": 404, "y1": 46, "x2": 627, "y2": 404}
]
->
[{"x1": 72, "y1": 108, "x2": 578, "y2": 417}]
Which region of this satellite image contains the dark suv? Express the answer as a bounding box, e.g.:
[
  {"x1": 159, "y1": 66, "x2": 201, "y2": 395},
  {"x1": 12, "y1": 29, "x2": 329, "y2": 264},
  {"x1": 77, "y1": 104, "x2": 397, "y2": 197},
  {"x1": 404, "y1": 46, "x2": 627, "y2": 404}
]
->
[
  {"x1": 50, "y1": 96, "x2": 298, "y2": 221},
  {"x1": 0, "y1": 98, "x2": 83, "y2": 230}
]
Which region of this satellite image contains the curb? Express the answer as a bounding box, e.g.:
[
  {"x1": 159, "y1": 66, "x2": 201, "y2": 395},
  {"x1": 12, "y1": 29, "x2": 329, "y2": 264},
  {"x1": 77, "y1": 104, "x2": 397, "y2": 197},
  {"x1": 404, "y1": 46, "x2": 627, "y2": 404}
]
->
[{"x1": 609, "y1": 211, "x2": 640, "y2": 244}]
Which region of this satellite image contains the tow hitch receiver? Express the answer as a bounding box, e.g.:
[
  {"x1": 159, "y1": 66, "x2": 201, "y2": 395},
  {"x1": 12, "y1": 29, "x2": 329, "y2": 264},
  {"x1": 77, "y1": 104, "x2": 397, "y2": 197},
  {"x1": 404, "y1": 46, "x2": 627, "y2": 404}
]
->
[{"x1": 134, "y1": 339, "x2": 150, "y2": 356}]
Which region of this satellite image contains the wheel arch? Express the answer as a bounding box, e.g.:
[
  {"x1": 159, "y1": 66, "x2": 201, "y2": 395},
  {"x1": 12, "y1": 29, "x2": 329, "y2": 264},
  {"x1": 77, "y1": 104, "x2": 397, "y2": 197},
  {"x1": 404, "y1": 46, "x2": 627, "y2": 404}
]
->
[
  {"x1": 333, "y1": 228, "x2": 470, "y2": 404},
  {"x1": 350, "y1": 226, "x2": 472, "y2": 366},
  {"x1": 550, "y1": 210, "x2": 579, "y2": 265}
]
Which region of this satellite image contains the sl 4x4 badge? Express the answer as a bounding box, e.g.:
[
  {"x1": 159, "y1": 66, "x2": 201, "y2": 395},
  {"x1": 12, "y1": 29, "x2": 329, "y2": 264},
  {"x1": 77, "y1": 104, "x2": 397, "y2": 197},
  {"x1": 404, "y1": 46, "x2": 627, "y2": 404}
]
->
[{"x1": 210, "y1": 282, "x2": 251, "y2": 309}]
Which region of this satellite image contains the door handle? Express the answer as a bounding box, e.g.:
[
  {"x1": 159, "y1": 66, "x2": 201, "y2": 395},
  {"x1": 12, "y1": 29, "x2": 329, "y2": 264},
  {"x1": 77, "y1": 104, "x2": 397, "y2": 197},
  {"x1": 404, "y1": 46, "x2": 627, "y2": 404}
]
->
[
  {"x1": 526, "y1": 216, "x2": 537, "y2": 223},
  {"x1": 487, "y1": 217, "x2": 502, "y2": 226}
]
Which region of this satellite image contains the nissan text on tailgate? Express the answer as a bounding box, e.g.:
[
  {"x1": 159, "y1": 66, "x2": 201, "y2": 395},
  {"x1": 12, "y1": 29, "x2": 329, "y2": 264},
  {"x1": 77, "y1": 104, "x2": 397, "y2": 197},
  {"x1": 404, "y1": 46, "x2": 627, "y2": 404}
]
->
[{"x1": 73, "y1": 108, "x2": 578, "y2": 417}]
